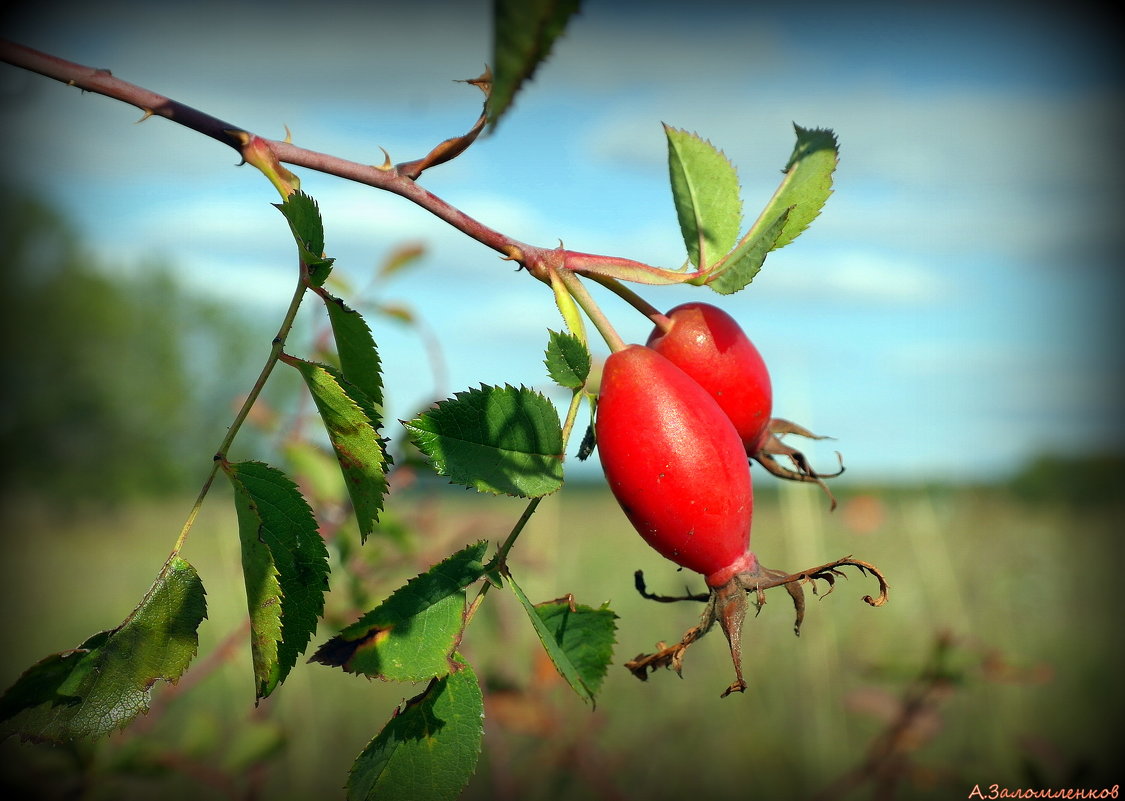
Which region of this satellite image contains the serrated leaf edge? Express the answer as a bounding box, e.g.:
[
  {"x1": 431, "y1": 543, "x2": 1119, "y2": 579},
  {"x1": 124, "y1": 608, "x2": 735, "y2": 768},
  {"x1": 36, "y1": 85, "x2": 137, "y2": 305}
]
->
[{"x1": 664, "y1": 124, "x2": 743, "y2": 270}]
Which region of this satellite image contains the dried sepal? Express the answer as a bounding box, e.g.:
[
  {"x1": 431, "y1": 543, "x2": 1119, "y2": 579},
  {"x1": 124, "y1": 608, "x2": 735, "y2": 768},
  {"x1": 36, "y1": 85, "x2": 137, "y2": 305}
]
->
[
  {"x1": 711, "y1": 581, "x2": 749, "y2": 697},
  {"x1": 624, "y1": 609, "x2": 713, "y2": 682},
  {"x1": 633, "y1": 570, "x2": 709, "y2": 604},
  {"x1": 753, "y1": 418, "x2": 846, "y2": 510},
  {"x1": 738, "y1": 564, "x2": 808, "y2": 635},
  {"x1": 627, "y1": 554, "x2": 889, "y2": 695},
  {"x1": 767, "y1": 556, "x2": 890, "y2": 609}
]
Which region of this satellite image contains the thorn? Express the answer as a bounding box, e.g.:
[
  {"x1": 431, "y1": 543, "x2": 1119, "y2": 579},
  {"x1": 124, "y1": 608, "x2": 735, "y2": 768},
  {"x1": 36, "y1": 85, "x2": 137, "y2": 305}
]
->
[
  {"x1": 374, "y1": 147, "x2": 394, "y2": 171},
  {"x1": 225, "y1": 129, "x2": 252, "y2": 146},
  {"x1": 499, "y1": 245, "x2": 524, "y2": 263},
  {"x1": 461, "y1": 67, "x2": 491, "y2": 90},
  {"x1": 136, "y1": 109, "x2": 154, "y2": 123},
  {"x1": 283, "y1": 124, "x2": 293, "y2": 144},
  {"x1": 458, "y1": 65, "x2": 492, "y2": 95}
]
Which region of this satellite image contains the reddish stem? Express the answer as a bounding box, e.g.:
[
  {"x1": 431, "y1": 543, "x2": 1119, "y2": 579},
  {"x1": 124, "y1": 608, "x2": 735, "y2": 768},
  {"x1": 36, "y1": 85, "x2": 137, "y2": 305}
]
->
[
  {"x1": 0, "y1": 39, "x2": 667, "y2": 286},
  {"x1": 0, "y1": 40, "x2": 246, "y2": 150},
  {"x1": 585, "y1": 273, "x2": 673, "y2": 332}
]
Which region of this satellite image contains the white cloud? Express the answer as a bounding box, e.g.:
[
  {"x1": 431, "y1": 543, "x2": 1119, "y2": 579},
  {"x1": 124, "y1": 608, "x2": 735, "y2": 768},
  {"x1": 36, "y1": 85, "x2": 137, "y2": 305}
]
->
[{"x1": 756, "y1": 249, "x2": 948, "y2": 305}]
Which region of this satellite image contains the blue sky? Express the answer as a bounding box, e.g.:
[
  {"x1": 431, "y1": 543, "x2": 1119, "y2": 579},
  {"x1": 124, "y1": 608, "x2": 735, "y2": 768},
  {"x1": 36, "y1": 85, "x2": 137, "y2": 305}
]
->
[{"x1": 2, "y1": 0, "x2": 1122, "y2": 484}]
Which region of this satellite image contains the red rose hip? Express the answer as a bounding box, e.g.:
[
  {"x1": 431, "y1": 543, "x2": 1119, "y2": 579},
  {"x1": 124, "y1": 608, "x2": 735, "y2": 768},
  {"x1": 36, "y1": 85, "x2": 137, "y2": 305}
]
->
[
  {"x1": 646, "y1": 302, "x2": 772, "y2": 453},
  {"x1": 647, "y1": 301, "x2": 842, "y2": 506},
  {"x1": 596, "y1": 345, "x2": 753, "y2": 585}
]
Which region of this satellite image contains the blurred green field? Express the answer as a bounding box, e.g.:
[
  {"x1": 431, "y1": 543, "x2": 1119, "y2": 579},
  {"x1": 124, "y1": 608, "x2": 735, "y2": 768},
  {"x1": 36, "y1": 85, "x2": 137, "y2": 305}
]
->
[{"x1": 2, "y1": 480, "x2": 1123, "y2": 800}]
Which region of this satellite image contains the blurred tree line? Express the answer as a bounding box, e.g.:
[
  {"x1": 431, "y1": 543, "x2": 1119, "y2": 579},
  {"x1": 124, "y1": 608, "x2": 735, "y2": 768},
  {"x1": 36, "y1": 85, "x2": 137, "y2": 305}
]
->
[
  {"x1": 1006, "y1": 451, "x2": 1125, "y2": 508},
  {"x1": 0, "y1": 190, "x2": 266, "y2": 506}
]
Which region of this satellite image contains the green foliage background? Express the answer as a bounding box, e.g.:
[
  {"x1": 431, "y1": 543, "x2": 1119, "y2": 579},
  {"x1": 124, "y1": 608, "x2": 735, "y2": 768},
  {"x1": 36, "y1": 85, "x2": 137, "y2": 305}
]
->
[
  {"x1": 0, "y1": 191, "x2": 271, "y2": 505},
  {"x1": 2, "y1": 481, "x2": 1123, "y2": 800}
]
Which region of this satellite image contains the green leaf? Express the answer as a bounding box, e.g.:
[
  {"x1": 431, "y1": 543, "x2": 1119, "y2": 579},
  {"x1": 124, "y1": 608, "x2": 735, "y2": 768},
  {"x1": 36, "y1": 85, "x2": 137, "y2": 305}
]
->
[
  {"x1": 286, "y1": 356, "x2": 388, "y2": 542},
  {"x1": 506, "y1": 573, "x2": 617, "y2": 704},
  {"x1": 490, "y1": 0, "x2": 581, "y2": 128},
  {"x1": 665, "y1": 125, "x2": 743, "y2": 270},
  {"x1": 0, "y1": 557, "x2": 206, "y2": 742},
  {"x1": 707, "y1": 207, "x2": 791, "y2": 295},
  {"x1": 346, "y1": 656, "x2": 483, "y2": 801},
  {"x1": 544, "y1": 329, "x2": 590, "y2": 389},
  {"x1": 321, "y1": 293, "x2": 384, "y2": 408},
  {"x1": 306, "y1": 258, "x2": 335, "y2": 287},
  {"x1": 224, "y1": 460, "x2": 330, "y2": 700},
  {"x1": 275, "y1": 190, "x2": 324, "y2": 257},
  {"x1": 274, "y1": 190, "x2": 334, "y2": 285},
  {"x1": 759, "y1": 124, "x2": 838, "y2": 252},
  {"x1": 311, "y1": 541, "x2": 488, "y2": 682},
  {"x1": 403, "y1": 384, "x2": 564, "y2": 498},
  {"x1": 536, "y1": 601, "x2": 617, "y2": 698}
]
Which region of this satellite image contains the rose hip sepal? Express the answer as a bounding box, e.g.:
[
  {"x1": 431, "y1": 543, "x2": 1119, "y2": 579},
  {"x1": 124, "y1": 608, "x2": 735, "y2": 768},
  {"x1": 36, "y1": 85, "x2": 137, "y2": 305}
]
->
[
  {"x1": 646, "y1": 302, "x2": 844, "y2": 508},
  {"x1": 595, "y1": 344, "x2": 753, "y2": 582},
  {"x1": 627, "y1": 554, "x2": 890, "y2": 697}
]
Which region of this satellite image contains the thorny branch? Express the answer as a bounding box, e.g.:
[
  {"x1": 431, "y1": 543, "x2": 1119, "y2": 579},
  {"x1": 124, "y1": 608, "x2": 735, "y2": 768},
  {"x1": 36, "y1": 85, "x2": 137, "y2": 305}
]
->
[{"x1": 0, "y1": 40, "x2": 671, "y2": 288}]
